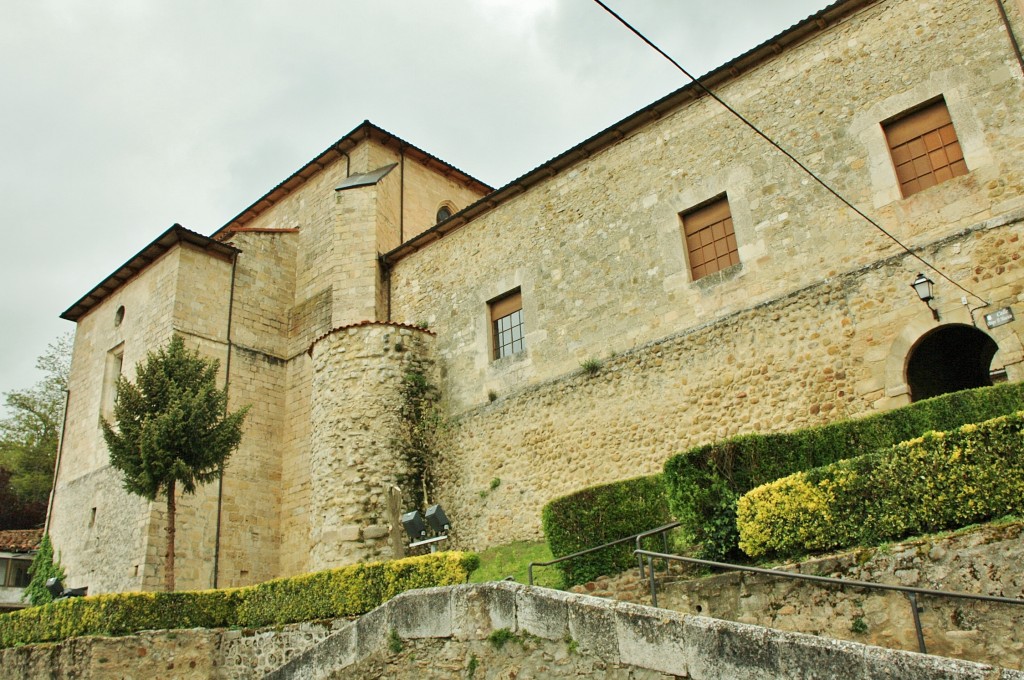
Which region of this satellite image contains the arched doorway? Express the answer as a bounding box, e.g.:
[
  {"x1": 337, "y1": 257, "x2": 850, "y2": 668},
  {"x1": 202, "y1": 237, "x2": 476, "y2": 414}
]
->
[{"x1": 906, "y1": 324, "x2": 998, "y2": 401}]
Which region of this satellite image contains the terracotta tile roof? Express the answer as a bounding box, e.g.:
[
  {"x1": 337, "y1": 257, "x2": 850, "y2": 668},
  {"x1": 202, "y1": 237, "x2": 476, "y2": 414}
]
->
[
  {"x1": 60, "y1": 224, "x2": 240, "y2": 322},
  {"x1": 0, "y1": 529, "x2": 43, "y2": 553}
]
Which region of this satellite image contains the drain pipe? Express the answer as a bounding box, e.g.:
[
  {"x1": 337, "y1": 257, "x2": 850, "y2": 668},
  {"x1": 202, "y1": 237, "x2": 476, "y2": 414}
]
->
[
  {"x1": 398, "y1": 146, "x2": 406, "y2": 243},
  {"x1": 995, "y1": 0, "x2": 1024, "y2": 76},
  {"x1": 213, "y1": 250, "x2": 239, "y2": 588}
]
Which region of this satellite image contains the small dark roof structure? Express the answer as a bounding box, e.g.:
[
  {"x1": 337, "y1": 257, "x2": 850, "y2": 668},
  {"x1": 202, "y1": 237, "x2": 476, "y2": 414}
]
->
[
  {"x1": 0, "y1": 529, "x2": 43, "y2": 554},
  {"x1": 61, "y1": 224, "x2": 240, "y2": 322},
  {"x1": 213, "y1": 121, "x2": 492, "y2": 237},
  {"x1": 336, "y1": 163, "x2": 397, "y2": 192}
]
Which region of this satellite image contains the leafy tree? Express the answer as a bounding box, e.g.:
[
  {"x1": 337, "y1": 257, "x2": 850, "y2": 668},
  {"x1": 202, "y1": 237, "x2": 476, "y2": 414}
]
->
[
  {"x1": 0, "y1": 333, "x2": 72, "y2": 528},
  {"x1": 101, "y1": 336, "x2": 249, "y2": 591},
  {"x1": 0, "y1": 468, "x2": 47, "y2": 529},
  {"x1": 24, "y1": 533, "x2": 66, "y2": 606}
]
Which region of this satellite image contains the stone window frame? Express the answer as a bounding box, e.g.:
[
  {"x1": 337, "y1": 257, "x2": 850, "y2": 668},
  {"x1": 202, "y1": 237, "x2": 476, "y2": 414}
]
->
[
  {"x1": 679, "y1": 194, "x2": 740, "y2": 281},
  {"x1": 101, "y1": 343, "x2": 125, "y2": 421},
  {"x1": 489, "y1": 289, "x2": 525, "y2": 360},
  {"x1": 855, "y1": 85, "x2": 985, "y2": 210},
  {"x1": 882, "y1": 97, "x2": 967, "y2": 198},
  {"x1": 436, "y1": 202, "x2": 456, "y2": 224}
]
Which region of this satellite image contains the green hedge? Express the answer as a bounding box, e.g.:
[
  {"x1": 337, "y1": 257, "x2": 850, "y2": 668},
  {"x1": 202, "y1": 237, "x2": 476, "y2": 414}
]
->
[
  {"x1": 0, "y1": 551, "x2": 478, "y2": 648},
  {"x1": 737, "y1": 411, "x2": 1024, "y2": 558},
  {"x1": 663, "y1": 382, "x2": 1024, "y2": 560},
  {"x1": 541, "y1": 474, "x2": 670, "y2": 587}
]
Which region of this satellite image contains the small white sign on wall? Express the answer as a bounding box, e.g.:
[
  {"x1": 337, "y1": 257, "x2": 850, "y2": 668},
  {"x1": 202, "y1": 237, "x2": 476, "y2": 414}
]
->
[{"x1": 984, "y1": 307, "x2": 1015, "y2": 329}]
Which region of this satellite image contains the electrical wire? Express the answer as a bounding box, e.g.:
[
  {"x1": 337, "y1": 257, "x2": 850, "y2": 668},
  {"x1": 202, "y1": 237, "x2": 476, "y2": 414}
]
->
[{"x1": 590, "y1": 0, "x2": 989, "y2": 305}]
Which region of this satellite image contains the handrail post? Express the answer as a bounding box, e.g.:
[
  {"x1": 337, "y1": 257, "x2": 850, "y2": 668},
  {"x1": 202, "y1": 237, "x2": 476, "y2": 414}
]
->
[
  {"x1": 528, "y1": 563, "x2": 534, "y2": 586},
  {"x1": 648, "y1": 554, "x2": 658, "y2": 608},
  {"x1": 905, "y1": 591, "x2": 927, "y2": 654},
  {"x1": 636, "y1": 534, "x2": 646, "y2": 580}
]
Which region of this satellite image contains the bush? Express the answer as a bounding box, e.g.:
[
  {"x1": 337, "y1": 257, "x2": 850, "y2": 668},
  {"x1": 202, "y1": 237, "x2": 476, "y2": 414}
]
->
[
  {"x1": 736, "y1": 411, "x2": 1024, "y2": 558},
  {"x1": 664, "y1": 382, "x2": 1024, "y2": 560},
  {"x1": 542, "y1": 475, "x2": 670, "y2": 587},
  {"x1": 0, "y1": 551, "x2": 478, "y2": 648}
]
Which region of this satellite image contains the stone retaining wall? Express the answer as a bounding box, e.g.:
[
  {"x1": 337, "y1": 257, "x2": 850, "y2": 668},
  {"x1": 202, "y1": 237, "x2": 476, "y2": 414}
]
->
[
  {"x1": 569, "y1": 522, "x2": 1024, "y2": 670},
  {"x1": 0, "y1": 620, "x2": 347, "y2": 680},
  {"x1": 268, "y1": 582, "x2": 1022, "y2": 679}
]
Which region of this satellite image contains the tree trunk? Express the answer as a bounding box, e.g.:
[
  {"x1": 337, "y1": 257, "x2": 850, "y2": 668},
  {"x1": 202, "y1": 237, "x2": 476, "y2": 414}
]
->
[{"x1": 165, "y1": 479, "x2": 176, "y2": 592}]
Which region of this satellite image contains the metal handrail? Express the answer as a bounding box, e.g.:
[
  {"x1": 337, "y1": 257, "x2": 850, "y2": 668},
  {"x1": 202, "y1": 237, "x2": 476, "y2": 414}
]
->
[
  {"x1": 635, "y1": 548, "x2": 1024, "y2": 655},
  {"x1": 527, "y1": 522, "x2": 680, "y2": 586},
  {"x1": 634, "y1": 522, "x2": 682, "y2": 577}
]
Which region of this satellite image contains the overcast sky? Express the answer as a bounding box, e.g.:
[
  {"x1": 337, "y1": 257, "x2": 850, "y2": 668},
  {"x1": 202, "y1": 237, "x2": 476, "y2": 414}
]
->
[{"x1": 0, "y1": 0, "x2": 828, "y2": 404}]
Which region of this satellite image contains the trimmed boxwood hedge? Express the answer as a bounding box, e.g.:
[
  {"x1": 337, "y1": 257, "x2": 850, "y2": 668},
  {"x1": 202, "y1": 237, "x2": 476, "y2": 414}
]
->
[
  {"x1": 663, "y1": 382, "x2": 1024, "y2": 560},
  {"x1": 737, "y1": 411, "x2": 1024, "y2": 558},
  {"x1": 541, "y1": 474, "x2": 670, "y2": 587},
  {"x1": 0, "y1": 551, "x2": 478, "y2": 648}
]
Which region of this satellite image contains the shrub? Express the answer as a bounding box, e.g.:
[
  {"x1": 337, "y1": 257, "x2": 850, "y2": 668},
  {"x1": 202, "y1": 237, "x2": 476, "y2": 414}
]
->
[
  {"x1": 0, "y1": 551, "x2": 478, "y2": 648},
  {"x1": 542, "y1": 475, "x2": 670, "y2": 587},
  {"x1": 664, "y1": 382, "x2": 1024, "y2": 560},
  {"x1": 736, "y1": 411, "x2": 1024, "y2": 558}
]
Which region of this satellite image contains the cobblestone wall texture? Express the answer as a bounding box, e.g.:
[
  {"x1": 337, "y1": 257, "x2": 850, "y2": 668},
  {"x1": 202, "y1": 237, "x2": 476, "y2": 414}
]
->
[{"x1": 308, "y1": 324, "x2": 437, "y2": 570}]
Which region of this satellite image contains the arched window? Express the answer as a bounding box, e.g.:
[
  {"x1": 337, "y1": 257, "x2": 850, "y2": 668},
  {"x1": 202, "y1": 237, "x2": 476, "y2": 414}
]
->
[{"x1": 436, "y1": 204, "x2": 454, "y2": 223}]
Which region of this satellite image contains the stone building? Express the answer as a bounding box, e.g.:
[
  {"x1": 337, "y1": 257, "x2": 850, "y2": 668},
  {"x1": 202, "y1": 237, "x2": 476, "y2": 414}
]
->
[
  {"x1": 49, "y1": 0, "x2": 1024, "y2": 593},
  {"x1": 0, "y1": 530, "x2": 40, "y2": 611}
]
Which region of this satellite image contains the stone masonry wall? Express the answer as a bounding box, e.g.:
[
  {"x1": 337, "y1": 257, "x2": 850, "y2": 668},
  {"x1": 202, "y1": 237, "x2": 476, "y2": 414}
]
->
[
  {"x1": 269, "y1": 582, "x2": 1023, "y2": 679},
  {"x1": 600, "y1": 522, "x2": 1024, "y2": 670},
  {"x1": 307, "y1": 324, "x2": 437, "y2": 570},
  {"x1": 51, "y1": 244, "x2": 234, "y2": 594},
  {"x1": 0, "y1": 619, "x2": 347, "y2": 680},
  {"x1": 432, "y1": 217, "x2": 1024, "y2": 549},
  {"x1": 7, "y1": 542, "x2": 1024, "y2": 678},
  {"x1": 387, "y1": 0, "x2": 1024, "y2": 552},
  {"x1": 390, "y1": 0, "x2": 1024, "y2": 412}
]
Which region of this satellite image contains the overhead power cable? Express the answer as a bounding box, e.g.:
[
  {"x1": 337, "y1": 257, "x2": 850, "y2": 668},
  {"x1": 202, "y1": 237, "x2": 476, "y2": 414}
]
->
[{"x1": 590, "y1": 0, "x2": 988, "y2": 305}]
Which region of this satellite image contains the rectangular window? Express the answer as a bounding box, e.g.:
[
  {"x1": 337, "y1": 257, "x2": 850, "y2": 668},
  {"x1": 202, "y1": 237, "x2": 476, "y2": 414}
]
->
[
  {"x1": 4, "y1": 558, "x2": 30, "y2": 588},
  {"x1": 884, "y1": 98, "x2": 967, "y2": 197},
  {"x1": 101, "y1": 345, "x2": 124, "y2": 420},
  {"x1": 681, "y1": 195, "x2": 739, "y2": 281},
  {"x1": 490, "y1": 290, "x2": 524, "y2": 360}
]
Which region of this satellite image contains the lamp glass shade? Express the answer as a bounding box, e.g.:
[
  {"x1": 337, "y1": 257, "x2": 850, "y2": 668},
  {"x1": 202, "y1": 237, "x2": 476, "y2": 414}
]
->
[{"x1": 911, "y1": 273, "x2": 934, "y2": 302}]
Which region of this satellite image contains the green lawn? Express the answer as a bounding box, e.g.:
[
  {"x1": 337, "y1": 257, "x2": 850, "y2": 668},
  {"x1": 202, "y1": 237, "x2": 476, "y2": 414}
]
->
[{"x1": 469, "y1": 540, "x2": 565, "y2": 589}]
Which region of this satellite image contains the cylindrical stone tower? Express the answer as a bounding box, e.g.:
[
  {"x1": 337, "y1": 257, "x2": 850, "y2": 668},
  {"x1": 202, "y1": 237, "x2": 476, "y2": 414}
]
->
[{"x1": 307, "y1": 322, "x2": 437, "y2": 570}]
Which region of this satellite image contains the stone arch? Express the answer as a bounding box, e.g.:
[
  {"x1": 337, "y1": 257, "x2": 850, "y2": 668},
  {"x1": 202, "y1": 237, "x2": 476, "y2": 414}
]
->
[{"x1": 904, "y1": 324, "x2": 998, "y2": 401}]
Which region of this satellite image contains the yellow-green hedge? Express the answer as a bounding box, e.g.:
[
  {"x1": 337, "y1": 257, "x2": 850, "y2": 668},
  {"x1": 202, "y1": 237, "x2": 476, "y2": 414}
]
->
[
  {"x1": 0, "y1": 551, "x2": 478, "y2": 648},
  {"x1": 736, "y1": 411, "x2": 1024, "y2": 558}
]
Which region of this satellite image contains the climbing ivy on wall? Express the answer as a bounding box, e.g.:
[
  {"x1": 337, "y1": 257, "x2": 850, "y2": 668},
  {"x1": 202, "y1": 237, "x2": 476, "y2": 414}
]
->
[{"x1": 395, "y1": 366, "x2": 443, "y2": 510}]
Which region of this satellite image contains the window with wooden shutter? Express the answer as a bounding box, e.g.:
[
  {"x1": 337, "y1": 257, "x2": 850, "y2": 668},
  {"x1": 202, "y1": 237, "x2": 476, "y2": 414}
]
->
[
  {"x1": 884, "y1": 99, "x2": 967, "y2": 197},
  {"x1": 489, "y1": 290, "x2": 524, "y2": 360},
  {"x1": 680, "y1": 195, "x2": 739, "y2": 281}
]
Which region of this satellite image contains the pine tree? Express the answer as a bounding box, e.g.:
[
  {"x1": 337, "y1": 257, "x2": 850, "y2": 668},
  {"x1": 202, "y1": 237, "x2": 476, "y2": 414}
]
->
[
  {"x1": 101, "y1": 336, "x2": 248, "y2": 591},
  {"x1": 24, "y1": 533, "x2": 65, "y2": 606}
]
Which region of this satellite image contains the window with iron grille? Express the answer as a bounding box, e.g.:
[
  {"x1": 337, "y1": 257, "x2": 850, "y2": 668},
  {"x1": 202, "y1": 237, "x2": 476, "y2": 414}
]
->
[
  {"x1": 490, "y1": 290, "x2": 524, "y2": 360},
  {"x1": 680, "y1": 195, "x2": 739, "y2": 281},
  {"x1": 884, "y1": 98, "x2": 967, "y2": 198}
]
